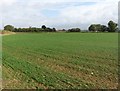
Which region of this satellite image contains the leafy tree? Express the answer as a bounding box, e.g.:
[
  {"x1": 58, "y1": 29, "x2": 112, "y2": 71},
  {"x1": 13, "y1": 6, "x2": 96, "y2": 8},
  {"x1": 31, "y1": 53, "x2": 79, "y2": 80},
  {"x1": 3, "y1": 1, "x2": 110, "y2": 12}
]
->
[
  {"x1": 42, "y1": 25, "x2": 46, "y2": 29},
  {"x1": 88, "y1": 24, "x2": 101, "y2": 32},
  {"x1": 88, "y1": 25, "x2": 95, "y2": 32},
  {"x1": 108, "y1": 20, "x2": 117, "y2": 32},
  {"x1": 115, "y1": 27, "x2": 120, "y2": 32},
  {"x1": 62, "y1": 29, "x2": 66, "y2": 31},
  {"x1": 14, "y1": 28, "x2": 18, "y2": 32},
  {"x1": 101, "y1": 25, "x2": 109, "y2": 32},
  {"x1": 53, "y1": 28, "x2": 56, "y2": 32},
  {"x1": 4, "y1": 25, "x2": 14, "y2": 31},
  {"x1": 18, "y1": 28, "x2": 22, "y2": 32},
  {"x1": 68, "y1": 28, "x2": 81, "y2": 32}
]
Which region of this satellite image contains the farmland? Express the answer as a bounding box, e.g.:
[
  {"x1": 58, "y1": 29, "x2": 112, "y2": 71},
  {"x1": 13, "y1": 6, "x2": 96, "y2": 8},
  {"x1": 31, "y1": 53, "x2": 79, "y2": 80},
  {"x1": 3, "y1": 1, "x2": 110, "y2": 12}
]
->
[{"x1": 2, "y1": 33, "x2": 118, "y2": 89}]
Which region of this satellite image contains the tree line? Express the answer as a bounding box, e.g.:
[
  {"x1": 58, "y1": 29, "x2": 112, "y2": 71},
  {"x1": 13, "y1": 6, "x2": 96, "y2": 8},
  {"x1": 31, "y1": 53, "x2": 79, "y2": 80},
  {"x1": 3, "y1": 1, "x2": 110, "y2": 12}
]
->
[
  {"x1": 4, "y1": 25, "x2": 56, "y2": 32},
  {"x1": 4, "y1": 20, "x2": 118, "y2": 32},
  {"x1": 88, "y1": 20, "x2": 118, "y2": 32}
]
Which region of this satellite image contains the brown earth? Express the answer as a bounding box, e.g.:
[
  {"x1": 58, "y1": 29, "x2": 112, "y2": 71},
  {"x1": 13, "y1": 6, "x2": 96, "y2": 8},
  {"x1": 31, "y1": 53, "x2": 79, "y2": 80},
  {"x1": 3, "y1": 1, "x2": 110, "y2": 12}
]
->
[{"x1": 0, "y1": 31, "x2": 16, "y2": 36}]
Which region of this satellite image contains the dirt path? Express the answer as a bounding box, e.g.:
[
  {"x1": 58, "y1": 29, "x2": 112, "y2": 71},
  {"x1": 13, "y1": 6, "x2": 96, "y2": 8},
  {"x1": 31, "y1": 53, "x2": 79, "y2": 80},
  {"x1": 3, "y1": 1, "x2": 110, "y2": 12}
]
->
[{"x1": 1, "y1": 32, "x2": 16, "y2": 36}]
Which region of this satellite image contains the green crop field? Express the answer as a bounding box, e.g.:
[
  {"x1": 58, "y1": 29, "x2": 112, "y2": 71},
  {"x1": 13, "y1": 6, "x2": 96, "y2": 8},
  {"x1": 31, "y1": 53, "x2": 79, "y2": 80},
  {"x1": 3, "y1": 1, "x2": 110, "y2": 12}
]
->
[{"x1": 2, "y1": 33, "x2": 118, "y2": 89}]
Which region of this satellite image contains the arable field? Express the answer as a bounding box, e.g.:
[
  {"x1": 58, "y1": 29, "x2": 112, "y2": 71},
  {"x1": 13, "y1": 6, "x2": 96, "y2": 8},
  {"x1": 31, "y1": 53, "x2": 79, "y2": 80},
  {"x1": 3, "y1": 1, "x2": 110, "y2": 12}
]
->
[{"x1": 2, "y1": 33, "x2": 118, "y2": 89}]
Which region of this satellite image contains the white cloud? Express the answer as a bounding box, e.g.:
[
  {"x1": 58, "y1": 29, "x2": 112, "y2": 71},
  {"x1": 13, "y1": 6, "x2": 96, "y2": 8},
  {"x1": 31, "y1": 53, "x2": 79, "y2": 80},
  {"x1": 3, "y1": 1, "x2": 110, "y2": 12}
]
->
[
  {"x1": 0, "y1": 0, "x2": 119, "y2": 30},
  {"x1": 58, "y1": 2, "x2": 118, "y2": 27},
  {"x1": 37, "y1": 1, "x2": 118, "y2": 29},
  {"x1": 26, "y1": 0, "x2": 119, "y2": 3},
  {"x1": 0, "y1": 0, "x2": 16, "y2": 6},
  {"x1": 0, "y1": 0, "x2": 17, "y2": 29}
]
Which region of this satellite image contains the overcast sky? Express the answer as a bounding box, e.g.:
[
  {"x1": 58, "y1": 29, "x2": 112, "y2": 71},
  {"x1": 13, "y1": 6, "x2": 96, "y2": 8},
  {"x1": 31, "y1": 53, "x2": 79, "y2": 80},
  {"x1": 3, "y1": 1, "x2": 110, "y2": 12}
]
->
[{"x1": 0, "y1": 0, "x2": 119, "y2": 30}]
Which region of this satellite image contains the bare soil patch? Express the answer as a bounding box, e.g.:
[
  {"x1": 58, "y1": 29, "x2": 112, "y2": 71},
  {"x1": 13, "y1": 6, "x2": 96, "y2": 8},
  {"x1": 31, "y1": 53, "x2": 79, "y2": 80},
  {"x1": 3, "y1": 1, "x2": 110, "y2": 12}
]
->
[{"x1": 0, "y1": 31, "x2": 16, "y2": 36}]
